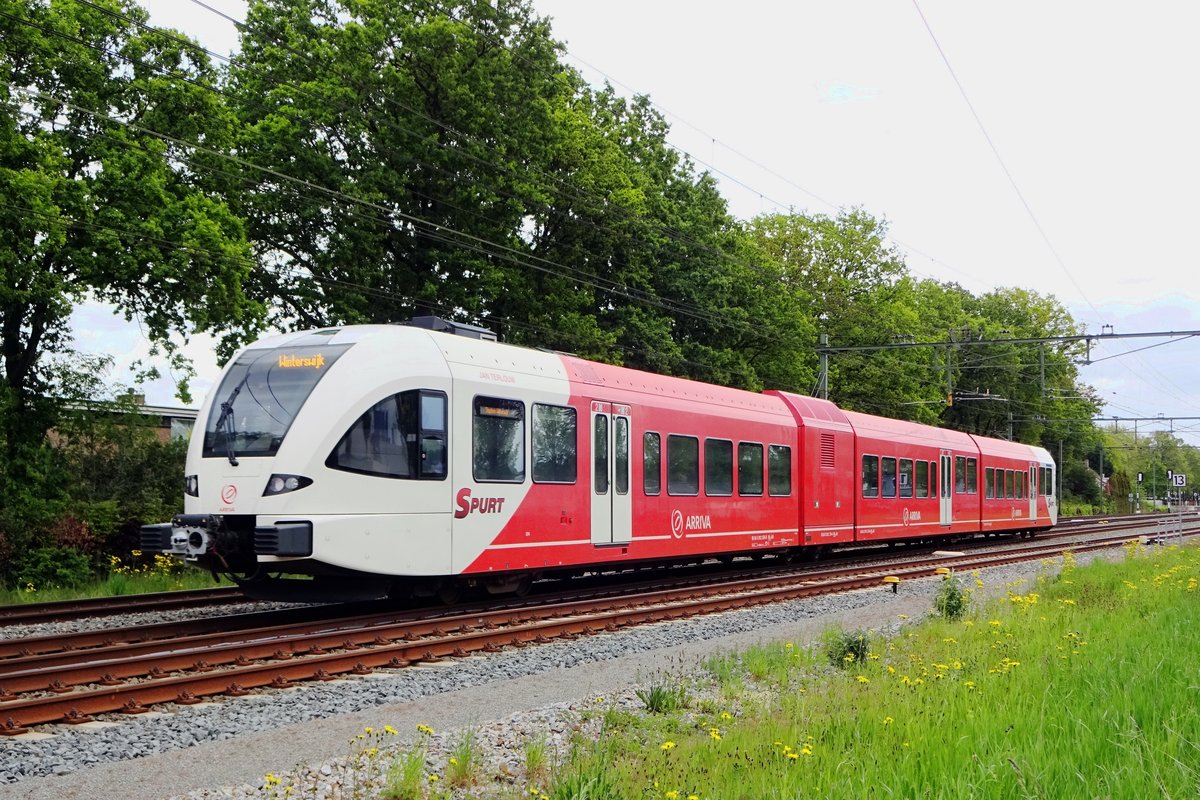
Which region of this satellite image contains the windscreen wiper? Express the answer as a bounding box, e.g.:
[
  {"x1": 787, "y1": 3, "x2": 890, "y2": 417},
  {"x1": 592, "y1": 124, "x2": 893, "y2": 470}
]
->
[{"x1": 213, "y1": 378, "x2": 245, "y2": 466}]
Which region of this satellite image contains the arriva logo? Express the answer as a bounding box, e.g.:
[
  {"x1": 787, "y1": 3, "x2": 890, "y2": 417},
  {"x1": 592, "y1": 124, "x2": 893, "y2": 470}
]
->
[
  {"x1": 455, "y1": 488, "x2": 507, "y2": 519},
  {"x1": 671, "y1": 509, "x2": 712, "y2": 537}
]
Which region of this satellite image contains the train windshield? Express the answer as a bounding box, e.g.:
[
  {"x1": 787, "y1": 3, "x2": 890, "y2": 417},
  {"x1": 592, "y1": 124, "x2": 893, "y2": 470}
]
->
[{"x1": 202, "y1": 344, "x2": 351, "y2": 459}]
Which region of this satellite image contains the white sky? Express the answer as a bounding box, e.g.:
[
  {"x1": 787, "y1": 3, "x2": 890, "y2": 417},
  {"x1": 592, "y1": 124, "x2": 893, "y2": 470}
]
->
[{"x1": 75, "y1": 0, "x2": 1200, "y2": 443}]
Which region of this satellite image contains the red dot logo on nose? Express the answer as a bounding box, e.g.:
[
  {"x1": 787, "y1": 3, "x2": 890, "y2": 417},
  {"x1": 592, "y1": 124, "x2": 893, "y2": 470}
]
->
[{"x1": 221, "y1": 485, "x2": 238, "y2": 504}]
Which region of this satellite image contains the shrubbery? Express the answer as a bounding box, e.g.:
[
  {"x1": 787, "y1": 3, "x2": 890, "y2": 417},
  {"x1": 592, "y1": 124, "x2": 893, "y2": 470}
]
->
[{"x1": 0, "y1": 396, "x2": 186, "y2": 589}]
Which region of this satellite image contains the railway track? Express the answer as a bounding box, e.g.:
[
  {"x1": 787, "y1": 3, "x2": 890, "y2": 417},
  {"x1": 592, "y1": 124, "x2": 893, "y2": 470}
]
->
[
  {"x1": 0, "y1": 586, "x2": 245, "y2": 627},
  {"x1": 2, "y1": 522, "x2": 1195, "y2": 735},
  {"x1": 0, "y1": 511, "x2": 1183, "y2": 630}
]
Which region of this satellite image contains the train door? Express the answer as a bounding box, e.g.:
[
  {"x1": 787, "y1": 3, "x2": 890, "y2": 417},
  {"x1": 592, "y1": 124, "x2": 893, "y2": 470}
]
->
[
  {"x1": 939, "y1": 451, "x2": 953, "y2": 525},
  {"x1": 1029, "y1": 463, "x2": 1038, "y2": 520},
  {"x1": 590, "y1": 401, "x2": 632, "y2": 546}
]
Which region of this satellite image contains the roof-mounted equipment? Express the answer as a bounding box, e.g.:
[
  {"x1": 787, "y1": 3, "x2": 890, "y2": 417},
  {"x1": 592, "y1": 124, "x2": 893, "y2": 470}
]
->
[{"x1": 405, "y1": 316, "x2": 497, "y2": 341}]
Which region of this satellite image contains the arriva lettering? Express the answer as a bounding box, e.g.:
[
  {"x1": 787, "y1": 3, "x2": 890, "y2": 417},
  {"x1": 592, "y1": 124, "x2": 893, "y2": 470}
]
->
[
  {"x1": 454, "y1": 488, "x2": 507, "y2": 519},
  {"x1": 684, "y1": 514, "x2": 712, "y2": 531},
  {"x1": 277, "y1": 353, "x2": 326, "y2": 369}
]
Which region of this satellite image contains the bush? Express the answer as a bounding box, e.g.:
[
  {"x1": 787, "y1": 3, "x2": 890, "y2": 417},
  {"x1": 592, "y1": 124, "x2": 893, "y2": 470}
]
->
[
  {"x1": 934, "y1": 573, "x2": 969, "y2": 620},
  {"x1": 14, "y1": 546, "x2": 93, "y2": 590},
  {"x1": 822, "y1": 627, "x2": 870, "y2": 668}
]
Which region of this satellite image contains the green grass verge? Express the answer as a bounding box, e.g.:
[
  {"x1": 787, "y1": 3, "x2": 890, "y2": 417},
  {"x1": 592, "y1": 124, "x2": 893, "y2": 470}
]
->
[
  {"x1": 542, "y1": 543, "x2": 1200, "y2": 800},
  {"x1": 0, "y1": 553, "x2": 225, "y2": 605}
]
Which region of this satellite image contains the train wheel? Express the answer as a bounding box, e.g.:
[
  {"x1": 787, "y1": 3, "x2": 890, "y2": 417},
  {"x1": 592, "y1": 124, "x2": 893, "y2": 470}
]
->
[{"x1": 437, "y1": 580, "x2": 464, "y2": 605}]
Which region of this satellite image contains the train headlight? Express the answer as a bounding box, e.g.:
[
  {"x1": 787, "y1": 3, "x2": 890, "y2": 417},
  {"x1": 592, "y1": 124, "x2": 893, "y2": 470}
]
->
[
  {"x1": 263, "y1": 474, "x2": 313, "y2": 496},
  {"x1": 184, "y1": 475, "x2": 199, "y2": 497}
]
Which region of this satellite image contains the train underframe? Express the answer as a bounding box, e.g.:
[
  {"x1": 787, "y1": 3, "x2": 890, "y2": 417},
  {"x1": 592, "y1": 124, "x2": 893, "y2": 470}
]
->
[{"x1": 142, "y1": 514, "x2": 1044, "y2": 604}]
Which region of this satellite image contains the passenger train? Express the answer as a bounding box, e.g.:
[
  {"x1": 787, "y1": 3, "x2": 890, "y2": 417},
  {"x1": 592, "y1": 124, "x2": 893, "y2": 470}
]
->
[{"x1": 142, "y1": 318, "x2": 1058, "y2": 601}]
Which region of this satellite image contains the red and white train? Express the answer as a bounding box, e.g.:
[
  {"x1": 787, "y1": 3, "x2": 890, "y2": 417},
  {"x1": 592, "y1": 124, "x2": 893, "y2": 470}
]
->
[{"x1": 143, "y1": 318, "x2": 1058, "y2": 601}]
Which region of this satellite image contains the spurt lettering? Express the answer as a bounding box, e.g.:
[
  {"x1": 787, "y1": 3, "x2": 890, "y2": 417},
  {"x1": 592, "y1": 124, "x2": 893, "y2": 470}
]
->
[{"x1": 455, "y1": 488, "x2": 507, "y2": 519}]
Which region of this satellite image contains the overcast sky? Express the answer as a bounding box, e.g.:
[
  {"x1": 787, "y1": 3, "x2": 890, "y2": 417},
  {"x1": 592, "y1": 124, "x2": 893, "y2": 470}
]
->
[{"x1": 73, "y1": 0, "x2": 1200, "y2": 443}]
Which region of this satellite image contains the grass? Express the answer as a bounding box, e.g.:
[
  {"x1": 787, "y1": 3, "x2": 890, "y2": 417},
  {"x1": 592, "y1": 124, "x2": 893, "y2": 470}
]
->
[
  {"x1": 0, "y1": 553, "x2": 225, "y2": 605},
  {"x1": 546, "y1": 542, "x2": 1200, "y2": 799},
  {"x1": 252, "y1": 542, "x2": 1199, "y2": 799}
]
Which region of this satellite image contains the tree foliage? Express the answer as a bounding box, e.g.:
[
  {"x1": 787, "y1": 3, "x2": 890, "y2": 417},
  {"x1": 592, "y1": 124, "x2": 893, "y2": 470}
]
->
[{"x1": 0, "y1": 0, "x2": 261, "y2": 449}]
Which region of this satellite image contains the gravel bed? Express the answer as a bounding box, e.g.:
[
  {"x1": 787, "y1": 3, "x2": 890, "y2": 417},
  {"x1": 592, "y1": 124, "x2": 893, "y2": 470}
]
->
[
  {"x1": 1, "y1": 547, "x2": 1138, "y2": 800},
  {"x1": 0, "y1": 602, "x2": 307, "y2": 642}
]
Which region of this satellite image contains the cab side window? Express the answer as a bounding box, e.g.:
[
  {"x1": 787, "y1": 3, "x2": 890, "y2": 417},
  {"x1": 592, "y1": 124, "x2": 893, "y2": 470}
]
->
[{"x1": 327, "y1": 389, "x2": 446, "y2": 479}]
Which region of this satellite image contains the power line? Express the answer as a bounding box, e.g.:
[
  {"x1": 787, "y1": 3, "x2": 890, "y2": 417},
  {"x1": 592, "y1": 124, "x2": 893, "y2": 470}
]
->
[{"x1": 909, "y1": 0, "x2": 1104, "y2": 324}]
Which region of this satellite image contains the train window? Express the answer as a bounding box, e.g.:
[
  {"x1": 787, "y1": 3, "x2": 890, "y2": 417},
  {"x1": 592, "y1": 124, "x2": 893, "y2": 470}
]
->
[
  {"x1": 915, "y1": 460, "x2": 929, "y2": 498},
  {"x1": 644, "y1": 432, "x2": 662, "y2": 495},
  {"x1": 532, "y1": 404, "x2": 577, "y2": 484},
  {"x1": 668, "y1": 435, "x2": 699, "y2": 495},
  {"x1": 985, "y1": 468, "x2": 995, "y2": 499},
  {"x1": 205, "y1": 344, "x2": 351, "y2": 460},
  {"x1": 930, "y1": 462, "x2": 937, "y2": 497},
  {"x1": 326, "y1": 389, "x2": 446, "y2": 480},
  {"x1": 954, "y1": 456, "x2": 967, "y2": 494},
  {"x1": 1005, "y1": 470, "x2": 1014, "y2": 499},
  {"x1": 615, "y1": 417, "x2": 629, "y2": 495},
  {"x1": 704, "y1": 439, "x2": 733, "y2": 496},
  {"x1": 418, "y1": 393, "x2": 448, "y2": 479},
  {"x1": 899, "y1": 459, "x2": 914, "y2": 498},
  {"x1": 738, "y1": 442, "x2": 764, "y2": 496},
  {"x1": 966, "y1": 458, "x2": 977, "y2": 494},
  {"x1": 768, "y1": 445, "x2": 792, "y2": 496},
  {"x1": 1016, "y1": 471, "x2": 1024, "y2": 499},
  {"x1": 862, "y1": 455, "x2": 879, "y2": 498},
  {"x1": 881, "y1": 457, "x2": 897, "y2": 498},
  {"x1": 594, "y1": 415, "x2": 609, "y2": 495},
  {"x1": 473, "y1": 397, "x2": 525, "y2": 483}
]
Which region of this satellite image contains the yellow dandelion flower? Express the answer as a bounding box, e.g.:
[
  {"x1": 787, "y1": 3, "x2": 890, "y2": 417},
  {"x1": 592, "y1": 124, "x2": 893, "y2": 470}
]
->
[
  {"x1": 449, "y1": 757, "x2": 458, "y2": 765},
  {"x1": 856, "y1": 675, "x2": 870, "y2": 684},
  {"x1": 666, "y1": 791, "x2": 680, "y2": 800},
  {"x1": 720, "y1": 711, "x2": 732, "y2": 720},
  {"x1": 416, "y1": 724, "x2": 435, "y2": 735},
  {"x1": 898, "y1": 614, "x2": 909, "y2": 620},
  {"x1": 882, "y1": 716, "x2": 893, "y2": 725},
  {"x1": 786, "y1": 751, "x2": 799, "y2": 761},
  {"x1": 661, "y1": 741, "x2": 676, "y2": 751},
  {"x1": 429, "y1": 774, "x2": 440, "y2": 783},
  {"x1": 384, "y1": 725, "x2": 398, "y2": 735}
]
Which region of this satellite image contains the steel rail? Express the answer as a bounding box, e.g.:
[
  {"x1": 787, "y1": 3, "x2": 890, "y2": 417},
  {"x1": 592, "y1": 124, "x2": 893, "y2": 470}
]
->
[{"x1": 0, "y1": 587, "x2": 245, "y2": 626}]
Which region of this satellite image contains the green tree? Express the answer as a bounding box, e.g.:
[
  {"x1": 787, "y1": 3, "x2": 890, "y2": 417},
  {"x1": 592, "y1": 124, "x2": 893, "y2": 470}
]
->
[
  {"x1": 0, "y1": 0, "x2": 261, "y2": 452},
  {"x1": 745, "y1": 209, "x2": 919, "y2": 405},
  {"x1": 226, "y1": 0, "x2": 568, "y2": 330}
]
